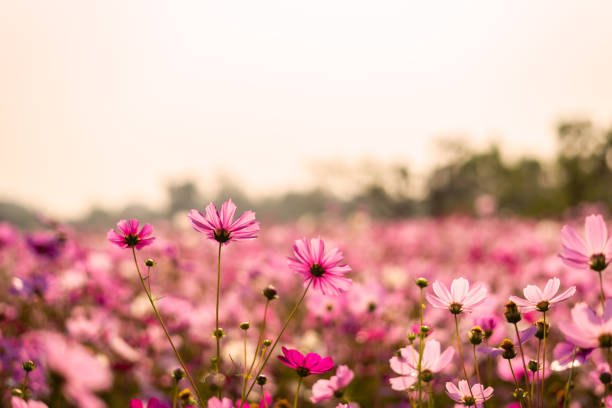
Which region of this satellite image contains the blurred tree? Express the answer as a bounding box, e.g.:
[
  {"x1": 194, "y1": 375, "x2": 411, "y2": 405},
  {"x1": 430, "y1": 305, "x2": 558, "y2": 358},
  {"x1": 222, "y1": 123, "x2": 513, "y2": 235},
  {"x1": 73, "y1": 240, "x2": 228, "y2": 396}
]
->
[{"x1": 167, "y1": 181, "x2": 201, "y2": 216}]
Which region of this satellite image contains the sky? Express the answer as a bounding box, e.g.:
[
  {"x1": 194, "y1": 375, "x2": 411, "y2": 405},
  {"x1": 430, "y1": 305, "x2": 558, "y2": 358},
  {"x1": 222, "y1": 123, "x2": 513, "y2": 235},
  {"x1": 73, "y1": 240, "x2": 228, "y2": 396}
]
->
[{"x1": 1, "y1": 1, "x2": 612, "y2": 218}]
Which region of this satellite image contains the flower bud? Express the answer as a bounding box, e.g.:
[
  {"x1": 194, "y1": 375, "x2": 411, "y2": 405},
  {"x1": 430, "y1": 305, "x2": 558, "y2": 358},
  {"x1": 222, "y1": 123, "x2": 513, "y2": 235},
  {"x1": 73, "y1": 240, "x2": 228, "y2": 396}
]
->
[
  {"x1": 500, "y1": 339, "x2": 517, "y2": 359},
  {"x1": 273, "y1": 399, "x2": 291, "y2": 408},
  {"x1": 22, "y1": 360, "x2": 35, "y2": 372},
  {"x1": 512, "y1": 388, "x2": 526, "y2": 400},
  {"x1": 172, "y1": 368, "x2": 185, "y2": 381},
  {"x1": 528, "y1": 360, "x2": 538, "y2": 372},
  {"x1": 10, "y1": 388, "x2": 24, "y2": 397},
  {"x1": 504, "y1": 301, "x2": 522, "y2": 324},
  {"x1": 239, "y1": 322, "x2": 250, "y2": 330},
  {"x1": 262, "y1": 285, "x2": 278, "y2": 300},
  {"x1": 145, "y1": 258, "x2": 156, "y2": 267},
  {"x1": 256, "y1": 375, "x2": 267, "y2": 385},
  {"x1": 420, "y1": 325, "x2": 431, "y2": 335},
  {"x1": 407, "y1": 333, "x2": 417, "y2": 342},
  {"x1": 213, "y1": 328, "x2": 225, "y2": 338},
  {"x1": 263, "y1": 339, "x2": 272, "y2": 347},
  {"x1": 469, "y1": 326, "x2": 485, "y2": 345},
  {"x1": 600, "y1": 372, "x2": 612, "y2": 384},
  {"x1": 416, "y1": 277, "x2": 429, "y2": 288},
  {"x1": 535, "y1": 319, "x2": 550, "y2": 340}
]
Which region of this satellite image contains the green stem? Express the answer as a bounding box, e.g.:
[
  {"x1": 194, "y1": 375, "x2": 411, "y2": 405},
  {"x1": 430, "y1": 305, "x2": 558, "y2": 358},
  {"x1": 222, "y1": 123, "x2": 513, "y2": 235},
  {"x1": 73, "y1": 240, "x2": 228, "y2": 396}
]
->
[
  {"x1": 294, "y1": 377, "x2": 303, "y2": 408},
  {"x1": 562, "y1": 347, "x2": 578, "y2": 408},
  {"x1": 454, "y1": 314, "x2": 475, "y2": 403},
  {"x1": 243, "y1": 279, "x2": 313, "y2": 402},
  {"x1": 215, "y1": 243, "x2": 222, "y2": 377},
  {"x1": 541, "y1": 312, "x2": 547, "y2": 408},
  {"x1": 241, "y1": 300, "x2": 270, "y2": 404},
  {"x1": 131, "y1": 248, "x2": 205, "y2": 408},
  {"x1": 261, "y1": 385, "x2": 268, "y2": 408},
  {"x1": 427, "y1": 382, "x2": 433, "y2": 408},
  {"x1": 473, "y1": 345, "x2": 487, "y2": 408},
  {"x1": 172, "y1": 382, "x2": 178, "y2": 408},
  {"x1": 508, "y1": 359, "x2": 524, "y2": 408},
  {"x1": 534, "y1": 339, "x2": 541, "y2": 408},
  {"x1": 417, "y1": 287, "x2": 424, "y2": 407},
  {"x1": 599, "y1": 271, "x2": 606, "y2": 312},
  {"x1": 514, "y1": 323, "x2": 532, "y2": 408}
]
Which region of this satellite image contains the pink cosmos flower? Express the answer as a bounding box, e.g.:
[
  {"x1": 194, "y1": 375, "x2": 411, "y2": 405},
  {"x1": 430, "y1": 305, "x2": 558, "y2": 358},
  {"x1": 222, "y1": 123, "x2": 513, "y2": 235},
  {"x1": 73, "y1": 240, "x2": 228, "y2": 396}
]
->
[
  {"x1": 129, "y1": 398, "x2": 169, "y2": 408},
  {"x1": 287, "y1": 237, "x2": 352, "y2": 296},
  {"x1": 11, "y1": 397, "x2": 48, "y2": 408},
  {"x1": 278, "y1": 347, "x2": 334, "y2": 377},
  {"x1": 509, "y1": 278, "x2": 576, "y2": 312},
  {"x1": 559, "y1": 300, "x2": 612, "y2": 349},
  {"x1": 107, "y1": 219, "x2": 154, "y2": 249},
  {"x1": 389, "y1": 339, "x2": 454, "y2": 391},
  {"x1": 311, "y1": 365, "x2": 354, "y2": 403},
  {"x1": 445, "y1": 380, "x2": 493, "y2": 407},
  {"x1": 208, "y1": 397, "x2": 233, "y2": 408},
  {"x1": 188, "y1": 199, "x2": 259, "y2": 245},
  {"x1": 559, "y1": 214, "x2": 612, "y2": 272},
  {"x1": 426, "y1": 278, "x2": 487, "y2": 314},
  {"x1": 551, "y1": 342, "x2": 593, "y2": 371}
]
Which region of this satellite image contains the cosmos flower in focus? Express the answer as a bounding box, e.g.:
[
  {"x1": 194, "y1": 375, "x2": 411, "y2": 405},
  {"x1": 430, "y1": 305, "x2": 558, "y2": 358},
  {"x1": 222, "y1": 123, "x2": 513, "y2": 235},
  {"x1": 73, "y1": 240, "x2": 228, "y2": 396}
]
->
[
  {"x1": 559, "y1": 214, "x2": 612, "y2": 272},
  {"x1": 445, "y1": 380, "x2": 493, "y2": 407},
  {"x1": 426, "y1": 278, "x2": 487, "y2": 314},
  {"x1": 288, "y1": 237, "x2": 352, "y2": 296},
  {"x1": 311, "y1": 365, "x2": 354, "y2": 403},
  {"x1": 107, "y1": 219, "x2": 155, "y2": 249},
  {"x1": 188, "y1": 199, "x2": 259, "y2": 245},
  {"x1": 278, "y1": 347, "x2": 334, "y2": 377},
  {"x1": 509, "y1": 277, "x2": 575, "y2": 312}
]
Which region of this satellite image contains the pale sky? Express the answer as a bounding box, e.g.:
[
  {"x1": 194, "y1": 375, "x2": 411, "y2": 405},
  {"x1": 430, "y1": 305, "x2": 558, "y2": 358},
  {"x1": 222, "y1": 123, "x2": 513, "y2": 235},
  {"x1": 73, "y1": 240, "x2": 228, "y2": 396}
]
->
[{"x1": 1, "y1": 1, "x2": 612, "y2": 218}]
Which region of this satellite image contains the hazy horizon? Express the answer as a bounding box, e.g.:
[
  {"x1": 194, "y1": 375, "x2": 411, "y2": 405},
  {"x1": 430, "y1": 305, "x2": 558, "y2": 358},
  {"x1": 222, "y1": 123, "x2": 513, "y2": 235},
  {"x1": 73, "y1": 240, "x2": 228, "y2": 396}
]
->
[{"x1": 2, "y1": 1, "x2": 612, "y2": 218}]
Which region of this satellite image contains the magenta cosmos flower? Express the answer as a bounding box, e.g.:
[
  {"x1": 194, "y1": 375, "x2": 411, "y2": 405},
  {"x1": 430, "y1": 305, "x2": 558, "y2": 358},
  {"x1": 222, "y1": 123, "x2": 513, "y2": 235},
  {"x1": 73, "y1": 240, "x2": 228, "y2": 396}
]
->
[
  {"x1": 288, "y1": 237, "x2": 352, "y2": 296},
  {"x1": 559, "y1": 214, "x2": 612, "y2": 272},
  {"x1": 311, "y1": 365, "x2": 354, "y2": 403},
  {"x1": 445, "y1": 380, "x2": 493, "y2": 407},
  {"x1": 129, "y1": 398, "x2": 170, "y2": 408},
  {"x1": 559, "y1": 300, "x2": 612, "y2": 349},
  {"x1": 188, "y1": 199, "x2": 259, "y2": 245},
  {"x1": 426, "y1": 277, "x2": 487, "y2": 314},
  {"x1": 278, "y1": 347, "x2": 334, "y2": 377},
  {"x1": 509, "y1": 277, "x2": 576, "y2": 312},
  {"x1": 107, "y1": 219, "x2": 154, "y2": 249},
  {"x1": 389, "y1": 339, "x2": 454, "y2": 391}
]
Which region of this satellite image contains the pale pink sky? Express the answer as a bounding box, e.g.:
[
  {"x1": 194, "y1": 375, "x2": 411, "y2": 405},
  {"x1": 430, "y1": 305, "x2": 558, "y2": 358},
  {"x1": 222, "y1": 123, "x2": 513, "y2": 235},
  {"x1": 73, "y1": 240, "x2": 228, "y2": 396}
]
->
[{"x1": 1, "y1": 1, "x2": 612, "y2": 217}]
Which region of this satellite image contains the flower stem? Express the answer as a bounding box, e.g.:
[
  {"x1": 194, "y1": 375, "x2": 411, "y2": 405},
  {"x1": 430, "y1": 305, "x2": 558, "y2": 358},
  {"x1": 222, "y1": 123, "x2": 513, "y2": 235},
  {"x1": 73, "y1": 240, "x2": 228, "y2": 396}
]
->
[
  {"x1": 508, "y1": 359, "x2": 524, "y2": 408},
  {"x1": 599, "y1": 271, "x2": 606, "y2": 312},
  {"x1": 514, "y1": 323, "x2": 532, "y2": 408},
  {"x1": 215, "y1": 242, "x2": 222, "y2": 377},
  {"x1": 534, "y1": 339, "x2": 541, "y2": 408},
  {"x1": 473, "y1": 345, "x2": 487, "y2": 408},
  {"x1": 417, "y1": 287, "x2": 424, "y2": 408},
  {"x1": 562, "y1": 346, "x2": 578, "y2": 408},
  {"x1": 241, "y1": 300, "x2": 270, "y2": 404},
  {"x1": 244, "y1": 279, "x2": 313, "y2": 403},
  {"x1": 131, "y1": 248, "x2": 205, "y2": 408},
  {"x1": 541, "y1": 311, "x2": 547, "y2": 408},
  {"x1": 454, "y1": 314, "x2": 476, "y2": 403},
  {"x1": 294, "y1": 377, "x2": 303, "y2": 408},
  {"x1": 427, "y1": 382, "x2": 433, "y2": 408}
]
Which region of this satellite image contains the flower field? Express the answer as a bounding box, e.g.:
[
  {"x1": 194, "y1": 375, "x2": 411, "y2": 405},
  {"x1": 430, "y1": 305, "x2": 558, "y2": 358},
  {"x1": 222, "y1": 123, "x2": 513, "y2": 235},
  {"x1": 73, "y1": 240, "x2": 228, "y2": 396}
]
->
[{"x1": 3, "y1": 202, "x2": 612, "y2": 407}]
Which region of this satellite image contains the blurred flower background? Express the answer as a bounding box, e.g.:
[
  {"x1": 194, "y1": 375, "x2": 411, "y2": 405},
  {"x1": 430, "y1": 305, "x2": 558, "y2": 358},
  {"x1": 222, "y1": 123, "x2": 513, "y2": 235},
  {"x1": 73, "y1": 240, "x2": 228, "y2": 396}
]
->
[{"x1": 2, "y1": 1, "x2": 612, "y2": 407}]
